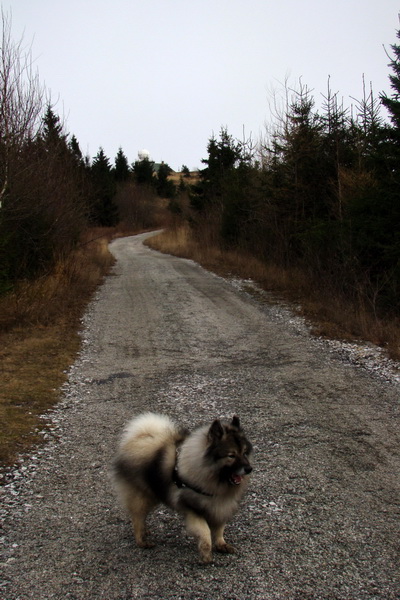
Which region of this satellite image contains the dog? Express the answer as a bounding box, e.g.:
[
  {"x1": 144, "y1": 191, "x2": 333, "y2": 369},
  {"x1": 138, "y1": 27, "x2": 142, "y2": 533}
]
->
[{"x1": 113, "y1": 412, "x2": 253, "y2": 563}]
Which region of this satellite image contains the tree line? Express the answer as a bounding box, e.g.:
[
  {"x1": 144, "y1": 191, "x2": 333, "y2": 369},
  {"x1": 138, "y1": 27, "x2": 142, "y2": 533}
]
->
[
  {"x1": 0, "y1": 12, "x2": 179, "y2": 294},
  {"x1": 2, "y1": 9, "x2": 400, "y2": 321},
  {"x1": 0, "y1": 101, "x2": 176, "y2": 293},
  {"x1": 185, "y1": 27, "x2": 400, "y2": 317}
]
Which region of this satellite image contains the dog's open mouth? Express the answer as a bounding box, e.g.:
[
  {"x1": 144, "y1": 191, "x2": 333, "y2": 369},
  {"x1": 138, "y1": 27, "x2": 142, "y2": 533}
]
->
[{"x1": 229, "y1": 474, "x2": 244, "y2": 485}]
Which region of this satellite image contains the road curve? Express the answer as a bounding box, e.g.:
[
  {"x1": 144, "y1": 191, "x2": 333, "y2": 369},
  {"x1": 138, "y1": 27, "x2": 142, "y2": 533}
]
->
[{"x1": 1, "y1": 232, "x2": 399, "y2": 599}]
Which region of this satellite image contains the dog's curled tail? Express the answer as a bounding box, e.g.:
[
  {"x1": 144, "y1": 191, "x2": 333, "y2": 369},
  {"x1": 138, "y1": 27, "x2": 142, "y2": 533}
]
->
[{"x1": 118, "y1": 413, "x2": 186, "y2": 462}]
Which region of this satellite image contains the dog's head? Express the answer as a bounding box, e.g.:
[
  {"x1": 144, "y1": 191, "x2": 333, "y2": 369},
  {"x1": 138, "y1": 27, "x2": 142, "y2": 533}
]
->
[{"x1": 205, "y1": 415, "x2": 253, "y2": 486}]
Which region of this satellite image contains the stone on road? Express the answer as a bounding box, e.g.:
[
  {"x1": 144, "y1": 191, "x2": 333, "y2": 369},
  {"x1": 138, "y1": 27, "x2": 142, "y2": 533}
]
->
[{"x1": 1, "y1": 232, "x2": 399, "y2": 599}]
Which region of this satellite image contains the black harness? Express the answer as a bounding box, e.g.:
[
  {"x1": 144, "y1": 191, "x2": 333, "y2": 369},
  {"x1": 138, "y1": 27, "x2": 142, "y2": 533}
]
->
[{"x1": 172, "y1": 466, "x2": 214, "y2": 497}]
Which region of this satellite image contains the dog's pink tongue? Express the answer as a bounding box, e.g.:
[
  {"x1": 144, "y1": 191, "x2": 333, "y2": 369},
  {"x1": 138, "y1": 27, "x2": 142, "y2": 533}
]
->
[{"x1": 231, "y1": 474, "x2": 243, "y2": 485}]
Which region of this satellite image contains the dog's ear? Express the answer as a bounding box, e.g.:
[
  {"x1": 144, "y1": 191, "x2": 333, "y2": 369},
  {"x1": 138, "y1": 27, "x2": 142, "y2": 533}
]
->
[
  {"x1": 208, "y1": 419, "x2": 224, "y2": 441},
  {"x1": 231, "y1": 415, "x2": 241, "y2": 430}
]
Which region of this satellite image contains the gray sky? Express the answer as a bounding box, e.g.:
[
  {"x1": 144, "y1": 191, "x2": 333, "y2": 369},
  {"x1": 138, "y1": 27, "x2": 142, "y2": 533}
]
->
[{"x1": 6, "y1": 0, "x2": 400, "y2": 170}]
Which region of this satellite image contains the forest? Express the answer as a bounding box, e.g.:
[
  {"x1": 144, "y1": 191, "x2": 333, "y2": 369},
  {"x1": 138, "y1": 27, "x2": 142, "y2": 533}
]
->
[
  {"x1": 172, "y1": 34, "x2": 400, "y2": 349},
  {"x1": 2, "y1": 15, "x2": 400, "y2": 464},
  {"x1": 1, "y1": 14, "x2": 400, "y2": 343},
  {"x1": 187, "y1": 72, "x2": 400, "y2": 318}
]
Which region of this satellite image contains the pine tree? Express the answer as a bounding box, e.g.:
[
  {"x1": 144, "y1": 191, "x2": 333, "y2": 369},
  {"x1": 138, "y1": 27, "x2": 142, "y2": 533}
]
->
[
  {"x1": 114, "y1": 147, "x2": 130, "y2": 182},
  {"x1": 191, "y1": 128, "x2": 242, "y2": 211},
  {"x1": 156, "y1": 162, "x2": 175, "y2": 198},
  {"x1": 201, "y1": 128, "x2": 242, "y2": 188},
  {"x1": 92, "y1": 147, "x2": 111, "y2": 176},
  {"x1": 68, "y1": 135, "x2": 84, "y2": 167},
  {"x1": 41, "y1": 105, "x2": 67, "y2": 153},
  {"x1": 91, "y1": 148, "x2": 118, "y2": 226},
  {"x1": 132, "y1": 157, "x2": 155, "y2": 185},
  {"x1": 380, "y1": 28, "x2": 400, "y2": 174},
  {"x1": 336, "y1": 26, "x2": 400, "y2": 312},
  {"x1": 190, "y1": 127, "x2": 257, "y2": 246},
  {"x1": 181, "y1": 165, "x2": 190, "y2": 177},
  {"x1": 381, "y1": 29, "x2": 400, "y2": 128}
]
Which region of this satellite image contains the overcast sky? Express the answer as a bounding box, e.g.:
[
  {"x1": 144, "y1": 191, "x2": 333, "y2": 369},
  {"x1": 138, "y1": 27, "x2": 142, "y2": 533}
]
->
[{"x1": 6, "y1": 0, "x2": 400, "y2": 170}]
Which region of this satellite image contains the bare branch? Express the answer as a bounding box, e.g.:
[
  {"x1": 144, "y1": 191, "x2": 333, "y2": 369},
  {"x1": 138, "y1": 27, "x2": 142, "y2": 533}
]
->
[{"x1": 0, "y1": 9, "x2": 45, "y2": 203}]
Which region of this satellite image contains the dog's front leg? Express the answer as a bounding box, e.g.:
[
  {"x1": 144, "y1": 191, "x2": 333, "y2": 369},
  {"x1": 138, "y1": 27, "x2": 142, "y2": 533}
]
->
[
  {"x1": 213, "y1": 523, "x2": 236, "y2": 554},
  {"x1": 185, "y1": 512, "x2": 212, "y2": 564}
]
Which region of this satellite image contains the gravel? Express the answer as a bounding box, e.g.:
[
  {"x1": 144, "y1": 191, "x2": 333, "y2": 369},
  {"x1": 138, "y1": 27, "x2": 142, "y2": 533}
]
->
[{"x1": 1, "y1": 232, "x2": 399, "y2": 599}]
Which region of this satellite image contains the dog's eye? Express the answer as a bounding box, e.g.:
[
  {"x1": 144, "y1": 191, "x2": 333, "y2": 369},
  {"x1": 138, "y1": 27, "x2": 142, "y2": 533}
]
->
[{"x1": 227, "y1": 453, "x2": 236, "y2": 459}]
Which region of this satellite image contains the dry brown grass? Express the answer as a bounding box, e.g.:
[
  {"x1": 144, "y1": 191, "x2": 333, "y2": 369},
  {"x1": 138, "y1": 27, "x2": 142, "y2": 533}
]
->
[
  {"x1": 168, "y1": 171, "x2": 200, "y2": 186},
  {"x1": 0, "y1": 326, "x2": 81, "y2": 465},
  {"x1": 2, "y1": 224, "x2": 398, "y2": 468},
  {"x1": 146, "y1": 224, "x2": 307, "y2": 291},
  {"x1": 147, "y1": 226, "x2": 400, "y2": 361},
  {"x1": 0, "y1": 228, "x2": 116, "y2": 467}
]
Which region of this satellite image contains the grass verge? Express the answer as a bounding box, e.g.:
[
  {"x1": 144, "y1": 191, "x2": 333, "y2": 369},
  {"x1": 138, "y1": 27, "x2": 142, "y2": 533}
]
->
[
  {"x1": 0, "y1": 228, "x2": 116, "y2": 468},
  {"x1": 146, "y1": 225, "x2": 400, "y2": 360}
]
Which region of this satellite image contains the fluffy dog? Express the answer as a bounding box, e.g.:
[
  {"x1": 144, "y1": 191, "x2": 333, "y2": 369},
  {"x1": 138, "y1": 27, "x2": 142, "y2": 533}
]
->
[{"x1": 113, "y1": 412, "x2": 253, "y2": 563}]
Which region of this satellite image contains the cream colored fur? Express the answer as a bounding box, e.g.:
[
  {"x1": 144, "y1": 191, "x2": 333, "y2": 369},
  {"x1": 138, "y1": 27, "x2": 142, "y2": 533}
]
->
[{"x1": 114, "y1": 412, "x2": 252, "y2": 563}]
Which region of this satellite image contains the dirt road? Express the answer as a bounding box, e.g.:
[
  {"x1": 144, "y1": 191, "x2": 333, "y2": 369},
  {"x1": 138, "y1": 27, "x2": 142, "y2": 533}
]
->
[{"x1": 1, "y1": 232, "x2": 399, "y2": 599}]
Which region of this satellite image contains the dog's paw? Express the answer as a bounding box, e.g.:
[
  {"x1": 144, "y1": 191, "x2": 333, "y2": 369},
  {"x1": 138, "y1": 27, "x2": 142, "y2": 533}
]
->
[
  {"x1": 198, "y1": 542, "x2": 213, "y2": 564},
  {"x1": 137, "y1": 540, "x2": 155, "y2": 549},
  {"x1": 215, "y1": 542, "x2": 236, "y2": 554},
  {"x1": 199, "y1": 553, "x2": 213, "y2": 565}
]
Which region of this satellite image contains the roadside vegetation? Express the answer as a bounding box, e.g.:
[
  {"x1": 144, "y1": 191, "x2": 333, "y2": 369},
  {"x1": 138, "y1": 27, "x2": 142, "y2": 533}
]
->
[
  {"x1": 0, "y1": 231, "x2": 115, "y2": 465},
  {"x1": 0, "y1": 12, "x2": 172, "y2": 466},
  {"x1": 148, "y1": 27, "x2": 400, "y2": 362},
  {"x1": 1, "y1": 11, "x2": 400, "y2": 466}
]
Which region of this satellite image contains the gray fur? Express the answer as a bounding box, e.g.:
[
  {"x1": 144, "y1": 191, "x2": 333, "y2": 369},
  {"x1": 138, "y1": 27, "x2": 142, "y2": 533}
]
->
[{"x1": 113, "y1": 412, "x2": 253, "y2": 563}]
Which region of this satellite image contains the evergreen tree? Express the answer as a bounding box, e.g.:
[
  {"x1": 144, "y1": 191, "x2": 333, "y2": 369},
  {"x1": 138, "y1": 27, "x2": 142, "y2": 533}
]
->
[
  {"x1": 380, "y1": 29, "x2": 400, "y2": 175},
  {"x1": 281, "y1": 87, "x2": 325, "y2": 222},
  {"x1": 114, "y1": 147, "x2": 130, "y2": 182},
  {"x1": 91, "y1": 148, "x2": 118, "y2": 226},
  {"x1": 202, "y1": 128, "x2": 242, "y2": 189},
  {"x1": 190, "y1": 127, "x2": 257, "y2": 246},
  {"x1": 92, "y1": 147, "x2": 112, "y2": 177},
  {"x1": 41, "y1": 105, "x2": 68, "y2": 154},
  {"x1": 353, "y1": 26, "x2": 400, "y2": 309},
  {"x1": 68, "y1": 134, "x2": 84, "y2": 167},
  {"x1": 132, "y1": 157, "x2": 155, "y2": 185},
  {"x1": 156, "y1": 161, "x2": 175, "y2": 198},
  {"x1": 381, "y1": 29, "x2": 400, "y2": 130},
  {"x1": 181, "y1": 165, "x2": 190, "y2": 177},
  {"x1": 191, "y1": 128, "x2": 242, "y2": 212}
]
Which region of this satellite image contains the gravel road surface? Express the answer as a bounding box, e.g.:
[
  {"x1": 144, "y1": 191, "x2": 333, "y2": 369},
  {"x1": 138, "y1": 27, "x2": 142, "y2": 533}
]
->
[{"x1": 1, "y1": 232, "x2": 399, "y2": 599}]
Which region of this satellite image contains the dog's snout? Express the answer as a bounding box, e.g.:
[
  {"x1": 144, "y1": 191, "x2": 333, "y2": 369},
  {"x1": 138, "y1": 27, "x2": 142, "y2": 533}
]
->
[{"x1": 244, "y1": 464, "x2": 252, "y2": 474}]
